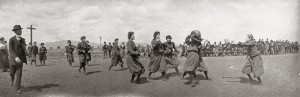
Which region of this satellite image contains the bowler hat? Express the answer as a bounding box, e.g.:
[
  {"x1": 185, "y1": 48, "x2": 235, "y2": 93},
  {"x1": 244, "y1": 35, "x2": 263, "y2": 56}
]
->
[{"x1": 12, "y1": 25, "x2": 23, "y2": 31}]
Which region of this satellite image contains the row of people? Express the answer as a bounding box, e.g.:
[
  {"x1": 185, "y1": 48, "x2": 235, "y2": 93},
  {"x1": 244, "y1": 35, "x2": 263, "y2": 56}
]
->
[{"x1": 180, "y1": 40, "x2": 299, "y2": 57}]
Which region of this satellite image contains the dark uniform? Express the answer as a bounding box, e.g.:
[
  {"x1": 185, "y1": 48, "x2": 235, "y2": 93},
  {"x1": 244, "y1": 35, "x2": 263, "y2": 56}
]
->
[
  {"x1": 65, "y1": 45, "x2": 75, "y2": 65},
  {"x1": 39, "y1": 47, "x2": 47, "y2": 62},
  {"x1": 77, "y1": 41, "x2": 89, "y2": 74},
  {"x1": 86, "y1": 44, "x2": 92, "y2": 62},
  {"x1": 30, "y1": 45, "x2": 38, "y2": 64}
]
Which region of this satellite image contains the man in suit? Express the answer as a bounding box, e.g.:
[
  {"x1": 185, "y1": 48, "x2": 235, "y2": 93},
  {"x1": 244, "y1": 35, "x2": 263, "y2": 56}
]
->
[{"x1": 9, "y1": 25, "x2": 27, "y2": 94}]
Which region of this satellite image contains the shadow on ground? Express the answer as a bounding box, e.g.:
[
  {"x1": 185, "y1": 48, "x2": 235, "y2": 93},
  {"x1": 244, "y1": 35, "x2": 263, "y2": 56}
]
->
[
  {"x1": 85, "y1": 71, "x2": 102, "y2": 75},
  {"x1": 222, "y1": 77, "x2": 261, "y2": 85},
  {"x1": 21, "y1": 84, "x2": 60, "y2": 92},
  {"x1": 136, "y1": 77, "x2": 150, "y2": 84},
  {"x1": 113, "y1": 68, "x2": 128, "y2": 71},
  {"x1": 87, "y1": 64, "x2": 101, "y2": 66}
]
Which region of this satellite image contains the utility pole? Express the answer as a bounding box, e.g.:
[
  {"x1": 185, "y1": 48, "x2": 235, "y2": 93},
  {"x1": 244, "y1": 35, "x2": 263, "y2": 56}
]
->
[
  {"x1": 99, "y1": 36, "x2": 102, "y2": 50},
  {"x1": 27, "y1": 25, "x2": 36, "y2": 45}
]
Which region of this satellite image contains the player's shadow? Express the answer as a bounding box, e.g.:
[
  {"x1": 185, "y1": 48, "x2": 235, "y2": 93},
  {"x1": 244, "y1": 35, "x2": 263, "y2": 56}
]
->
[
  {"x1": 136, "y1": 77, "x2": 150, "y2": 84},
  {"x1": 222, "y1": 77, "x2": 261, "y2": 85},
  {"x1": 21, "y1": 84, "x2": 60, "y2": 92},
  {"x1": 150, "y1": 76, "x2": 163, "y2": 80},
  {"x1": 113, "y1": 68, "x2": 128, "y2": 71},
  {"x1": 183, "y1": 74, "x2": 209, "y2": 80},
  {"x1": 87, "y1": 64, "x2": 101, "y2": 66},
  {"x1": 35, "y1": 64, "x2": 55, "y2": 67},
  {"x1": 85, "y1": 71, "x2": 102, "y2": 75},
  {"x1": 165, "y1": 72, "x2": 181, "y2": 79}
]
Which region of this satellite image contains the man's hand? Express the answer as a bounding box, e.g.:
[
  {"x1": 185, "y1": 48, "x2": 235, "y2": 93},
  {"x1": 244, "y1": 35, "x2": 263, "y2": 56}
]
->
[{"x1": 15, "y1": 57, "x2": 21, "y2": 63}]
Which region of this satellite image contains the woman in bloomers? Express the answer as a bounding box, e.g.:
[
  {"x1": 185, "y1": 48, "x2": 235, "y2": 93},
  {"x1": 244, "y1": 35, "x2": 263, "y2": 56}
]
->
[
  {"x1": 126, "y1": 31, "x2": 145, "y2": 84},
  {"x1": 181, "y1": 30, "x2": 204, "y2": 87},
  {"x1": 148, "y1": 31, "x2": 168, "y2": 81},
  {"x1": 162, "y1": 35, "x2": 180, "y2": 77},
  {"x1": 239, "y1": 34, "x2": 264, "y2": 85}
]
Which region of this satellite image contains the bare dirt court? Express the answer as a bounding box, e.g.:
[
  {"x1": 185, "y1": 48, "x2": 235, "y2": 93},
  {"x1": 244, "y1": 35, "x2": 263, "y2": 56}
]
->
[{"x1": 0, "y1": 50, "x2": 299, "y2": 97}]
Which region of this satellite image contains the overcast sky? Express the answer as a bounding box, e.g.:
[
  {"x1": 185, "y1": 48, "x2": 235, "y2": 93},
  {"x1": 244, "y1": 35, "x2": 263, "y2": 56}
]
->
[{"x1": 0, "y1": 0, "x2": 299, "y2": 44}]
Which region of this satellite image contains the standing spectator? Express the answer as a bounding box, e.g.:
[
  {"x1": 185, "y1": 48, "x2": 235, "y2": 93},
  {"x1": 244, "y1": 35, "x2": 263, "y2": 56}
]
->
[
  {"x1": 264, "y1": 40, "x2": 269, "y2": 55},
  {"x1": 9, "y1": 25, "x2": 27, "y2": 94},
  {"x1": 65, "y1": 40, "x2": 75, "y2": 66},
  {"x1": 0, "y1": 37, "x2": 9, "y2": 72},
  {"x1": 108, "y1": 42, "x2": 112, "y2": 58},
  {"x1": 86, "y1": 41, "x2": 92, "y2": 65},
  {"x1": 102, "y1": 42, "x2": 108, "y2": 59},
  {"x1": 39, "y1": 43, "x2": 47, "y2": 65},
  {"x1": 217, "y1": 42, "x2": 223, "y2": 56},
  {"x1": 27, "y1": 42, "x2": 32, "y2": 62},
  {"x1": 30, "y1": 42, "x2": 38, "y2": 66},
  {"x1": 181, "y1": 43, "x2": 186, "y2": 57}
]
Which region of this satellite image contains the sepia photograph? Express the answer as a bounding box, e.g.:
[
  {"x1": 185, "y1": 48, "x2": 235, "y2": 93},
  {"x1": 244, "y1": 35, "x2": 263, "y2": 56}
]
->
[{"x1": 0, "y1": 0, "x2": 299, "y2": 97}]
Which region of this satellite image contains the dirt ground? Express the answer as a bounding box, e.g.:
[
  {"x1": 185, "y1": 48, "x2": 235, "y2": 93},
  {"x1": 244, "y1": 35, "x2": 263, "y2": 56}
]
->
[{"x1": 0, "y1": 51, "x2": 299, "y2": 97}]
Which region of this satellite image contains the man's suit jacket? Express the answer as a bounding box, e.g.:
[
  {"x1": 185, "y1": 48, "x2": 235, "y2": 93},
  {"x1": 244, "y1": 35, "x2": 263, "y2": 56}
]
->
[{"x1": 9, "y1": 36, "x2": 27, "y2": 65}]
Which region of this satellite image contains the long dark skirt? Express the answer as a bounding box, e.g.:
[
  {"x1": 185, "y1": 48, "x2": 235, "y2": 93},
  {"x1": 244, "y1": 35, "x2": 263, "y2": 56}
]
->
[
  {"x1": 39, "y1": 54, "x2": 47, "y2": 61},
  {"x1": 182, "y1": 51, "x2": 200, "y2": 72},
  {"x1": 242, "y1": 55, "x2": 264, "y2": 78},
  {"x1": 111, "y1": 55, "x2": 123, "y2": 66},
  {"x1": 87, "y1": 53, "x2": 91, "y2": 61},
  {"x1": 78, "y1": 53, "x2": 87, "y2": 63},
  {"x1": 67, "y1": 53, "x2": 74, "y2": 63},
  {"x1": 0, "y1": 51, "x2": 9, "y2": 70},
  {"x1": 126, "y1": 54, "x2": 144, "y2": 75},
  {"x1": 164, "y1": 54, "x2": 179, "y2": 69},
  {"x1": 148, "y1": 54, "x2": 166, "y2": 73}
]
